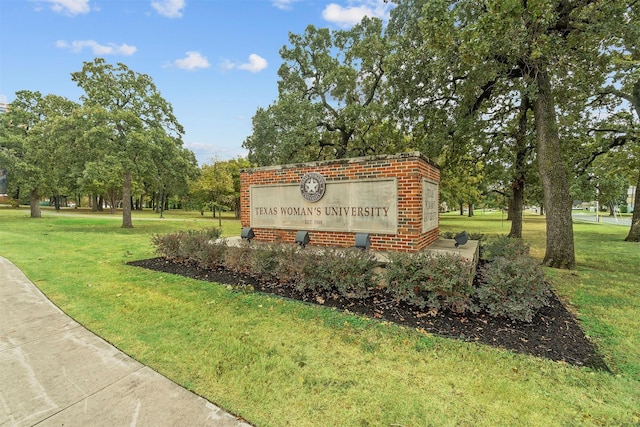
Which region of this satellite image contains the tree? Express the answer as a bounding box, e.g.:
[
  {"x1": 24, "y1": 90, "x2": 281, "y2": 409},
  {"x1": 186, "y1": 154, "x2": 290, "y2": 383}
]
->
[
  {"x1": 79, "y1": 156, "x2": 124, "y2": 214},
  {"x1": 594, "y1": 4, "x2": 640, "y2": 241},
  {"x1": 147, "y1": 131, "x2": 198, "y2": 216},
  {"x1": 388, "y1": 0, "x2": 631, "y2": 269},
  {"x1": 71, "y1": 58, "x2": 185, "y2": 228},
  {"x1": 0, "y1": 91, "x2": 77, "y2": 217},
  {"x1": 190, "y1": 161, "x2": 234, "y2": 225},
  {"x1": 244, "y1": 18, "x2": 404, "y2": 166},
  {"x1": 222, "y1": 157, "x2": 252, "y2": 219}
]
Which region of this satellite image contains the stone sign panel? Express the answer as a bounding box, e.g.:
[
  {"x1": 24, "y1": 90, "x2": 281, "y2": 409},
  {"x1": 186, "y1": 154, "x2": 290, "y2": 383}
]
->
[
  {"x1": 422, "y1": 179, "x2": 439, "y2": 233},
  {"x1": 250, "y1": 177, "x2": 398, "y2": 234}
]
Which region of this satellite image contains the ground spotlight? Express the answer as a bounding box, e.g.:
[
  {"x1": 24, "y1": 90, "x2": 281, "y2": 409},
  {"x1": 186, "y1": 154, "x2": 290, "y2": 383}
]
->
[
  {"x1": 454, "y1": 231, "x2": 468, "y2": 248},
  {"x1": 355, "y1": 233, "x2": 371, "y2": 250},
  {"x1": 295, "y1": 230, "x2": 310, "y2": 248},
  {"x1": 241, "y1": 227, "x2": 255, "y2": 242}
]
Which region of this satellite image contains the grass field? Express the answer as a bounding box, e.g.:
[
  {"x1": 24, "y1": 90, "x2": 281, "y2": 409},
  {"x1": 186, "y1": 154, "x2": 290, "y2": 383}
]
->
[{"x1": 1, "y1": 207, "x2": 638, "y2": 426}]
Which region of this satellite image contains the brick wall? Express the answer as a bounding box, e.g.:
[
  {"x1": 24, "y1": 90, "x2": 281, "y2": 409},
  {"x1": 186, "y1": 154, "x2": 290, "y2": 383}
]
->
[{"x1": 240, "y1": 152, "x2": 440, "y2": 252}]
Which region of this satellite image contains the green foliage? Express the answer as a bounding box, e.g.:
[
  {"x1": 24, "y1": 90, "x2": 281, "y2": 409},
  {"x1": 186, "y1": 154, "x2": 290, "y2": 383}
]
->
[
  {"x1": 243, "y1": 244, "x2": 379, "y2": 299},
  {"x1": 150, "y1": 228, "x2": 223, "y2": 264},
  {"x1": 71, "y1": 58, "x2": 188, "y2": 227},
  {"x1": 151, "y1": 229, "x2": 552, "y2": 321},
  {"x1": 299, "y1": 248, "x2": 379, "y2": 299},
  {"x1": 248, "y1": 243, "x2": 297, "y2": 283},
  {"x1": 385, "y1": 252, "x2": 476, "y2": 313},
  {"x1": 244, "y1": 18, "x2": 403, "y2": 165},
  {"x1": 477, "y1": 256, "x2": 550, "y2": 323},
  {"x1": 482, "y1": 235, "x2": 530, "y2": 261},
  {"x1": 223, "y1": 244, "x2": 254, "y2": 275}
]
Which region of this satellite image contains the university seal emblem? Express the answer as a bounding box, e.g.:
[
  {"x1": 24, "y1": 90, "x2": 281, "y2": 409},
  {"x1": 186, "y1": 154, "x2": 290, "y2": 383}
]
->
[{"x1": 300, "y1": 172, "x2": 326, "y2": 202}]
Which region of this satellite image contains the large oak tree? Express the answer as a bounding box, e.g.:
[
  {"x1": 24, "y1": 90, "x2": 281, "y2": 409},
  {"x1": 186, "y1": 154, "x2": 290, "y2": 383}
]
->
[
  {"x1": 388, "y1": 0, "x2": 631, "y2": 269},
  {"x1": 71, "y1": 58, "x2": 184, "y2": 228},
  {"x1": 244, "y1": 18, "x2": 405, "y2": 165}
]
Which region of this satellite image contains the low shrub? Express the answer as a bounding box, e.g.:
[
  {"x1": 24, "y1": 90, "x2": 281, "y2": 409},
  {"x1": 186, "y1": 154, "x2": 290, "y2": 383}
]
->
[
  {"x1": 482, "y1": 235, "x2": 530, "y2": 261},
  {"x1": 223, "y1": 244, "x2": 255, "y2": 275},
  {"x1": 151, "y1": 228, "x2": 223, "y2": 264},
  {"x1": 249, "y1": 243, "x2": 301, "y2": 284},
  {"x1": 313, "y1": 248, "x2": 379, "y2": 299},
  {"x1": 294, "y1": 249, "x2": 334, "y2": 293},
  {"x1": 150, "y1": 229, "x2": 550, "y2": 322},
  {"x1": 477, "y1": 255, "x2": 550, "y2": 322},
  {"x1": 385, "y1": 252, "x2": 475, "y2": 313}
]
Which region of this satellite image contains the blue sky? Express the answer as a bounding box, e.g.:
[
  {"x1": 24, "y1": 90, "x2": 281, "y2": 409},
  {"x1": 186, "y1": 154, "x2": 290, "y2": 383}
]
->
[{"x1": 0, "y1": 0, "x2": 394, "y2": 165}]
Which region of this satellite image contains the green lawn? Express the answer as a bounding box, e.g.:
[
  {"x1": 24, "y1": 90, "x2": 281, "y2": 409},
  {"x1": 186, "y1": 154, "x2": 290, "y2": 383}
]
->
[{"x1": 1, "y1": 207, "x2": 638, "y2": 426}]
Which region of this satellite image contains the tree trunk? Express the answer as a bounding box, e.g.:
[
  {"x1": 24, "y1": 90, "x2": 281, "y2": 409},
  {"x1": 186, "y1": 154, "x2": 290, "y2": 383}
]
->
[
  {"x1": 468, "y1": 203, "x2": 473, "y2": 217},
  {"x1": 509, "y1": 94, "x2": 530, "y2": 239},
  {"x1": 97, "y1": 195, "x2": 104, "y2": 212},
  {"x1": 459, "y1": 202, "x2": 464, "y2": 216},
  {"x1": 625, "y1": 169, "x2": 640, "y2": 242},
  {"x1": 29, "y1": 189, "x2": 41, "y2": 218},
  {"x1": 507, "y1": 197, "x2": 514, "y2": 221},
  {"x1": 155, "y1": 192, "x2": 162, "y2": 213},
  {"x1": 532, "y1": 69, "x2": 575, "y2": 269},
  {"x1": 122, "y1": 170, "x2": 133, "y2": 228},
  {"x1": 509, "y1": 178, "x2": 524, "y2": 238}
]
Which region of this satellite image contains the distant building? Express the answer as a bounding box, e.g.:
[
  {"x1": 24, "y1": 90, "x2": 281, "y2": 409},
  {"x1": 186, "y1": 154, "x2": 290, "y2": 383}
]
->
[
  {"x1": 0, "y1": 102, "x2": 8, "y2": 114},
  {"x1": 628, "y1": 186, "x2": 637, "y2": 212}
]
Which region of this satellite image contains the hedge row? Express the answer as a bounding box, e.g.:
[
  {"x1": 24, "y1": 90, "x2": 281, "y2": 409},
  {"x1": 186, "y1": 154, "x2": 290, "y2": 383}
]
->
[{"x1": 150, "y1": 230, "x2": 550, "y2": 322}]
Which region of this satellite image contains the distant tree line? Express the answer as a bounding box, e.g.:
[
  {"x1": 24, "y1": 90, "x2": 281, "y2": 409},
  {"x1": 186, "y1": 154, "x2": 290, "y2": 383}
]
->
[{"x1": 0, "y1": 58, "x2": 250, "y2": 228}]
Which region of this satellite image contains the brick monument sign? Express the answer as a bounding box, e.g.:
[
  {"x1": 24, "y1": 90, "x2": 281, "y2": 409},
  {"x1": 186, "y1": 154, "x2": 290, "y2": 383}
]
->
[{"x1": 240, "y1": 152, "x2": 440, "y2": 252}]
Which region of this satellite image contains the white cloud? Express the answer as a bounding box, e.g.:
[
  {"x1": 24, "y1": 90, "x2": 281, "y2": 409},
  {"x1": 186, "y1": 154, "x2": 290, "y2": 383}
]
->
[
  {"x1": 56, "y1": 39, "x2": 137, "y2": 55},
  {"x1": 221, "y1": 54, "x2": 268, "y2": 73},
  {"x1": 39, "y1": 0, "x2": 90, "y2": 15},
  {"x1": 151, "y1": 0, "x2": 185, "y2": 18},
  {"x1": 171, "y1": 51, "x2": 210, "y2": 71},
  {"x1": 272, "y1": 0, "x2": 299, "y2": 10},
  {"x1": 239, "y1": 54, "x2": 268, "y2": 72},
  {"x1": 322, "y1": 0, "x2": 393, "y2": 27}
]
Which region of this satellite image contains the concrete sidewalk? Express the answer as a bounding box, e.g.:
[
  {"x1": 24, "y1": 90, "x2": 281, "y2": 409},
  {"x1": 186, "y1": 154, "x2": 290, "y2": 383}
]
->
[{"x1": 0, "y1": 256, "x2": 252, "y2": 427}]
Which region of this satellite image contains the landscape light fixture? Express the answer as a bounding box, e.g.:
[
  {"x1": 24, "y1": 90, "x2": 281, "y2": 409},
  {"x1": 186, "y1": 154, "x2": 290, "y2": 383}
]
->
[
  {"x1": 241, "y1": 227, "x2": 255, "y2": 242},
  {"x1": 295, "y1": 230, "x2": 310, "y2": 248},
  {"x1": 454, "y1": 231, "x2": 469, "y2": 248},
  {"x1": 354, "y1": 233, "x2": 371, "y2": 250}
]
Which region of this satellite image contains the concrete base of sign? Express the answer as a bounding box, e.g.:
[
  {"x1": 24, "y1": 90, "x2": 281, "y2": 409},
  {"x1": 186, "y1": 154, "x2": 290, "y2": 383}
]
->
[{"x1": 219, "y1": 237, "x2": 479, "y2": 271}]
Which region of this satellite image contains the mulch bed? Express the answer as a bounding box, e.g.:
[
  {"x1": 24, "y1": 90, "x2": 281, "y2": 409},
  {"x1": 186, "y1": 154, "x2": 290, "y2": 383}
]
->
[{"x1": 128, "y1": 257, "x2": 609, "y2": 371}]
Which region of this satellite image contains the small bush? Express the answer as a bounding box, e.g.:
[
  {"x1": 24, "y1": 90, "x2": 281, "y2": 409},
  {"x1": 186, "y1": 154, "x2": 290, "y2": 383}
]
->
[
  {"x1": 482, "y1": 235, "x2": 530, "y2": 261},
  {"x1": 385, "y1": 252, "x2": 475, "y2": 313},
  {"x1": 151, "y1": 228, "x2": 223, "y2": 264},
  {"x1": 223, "y1": 244, "x2": 255, "y2": 275},
  {"x1": 294, "y1": 250, "x2": 333, "y2": 293},
  {"x1": 477, "y1": 256, "x2": 550, "y2": 322},
  {"x1": 249, "y1": 243, "x2": 301, "y2": 283},
  {"x1": 321, "y1": 248, "x2": 379, "y2": 299}
]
